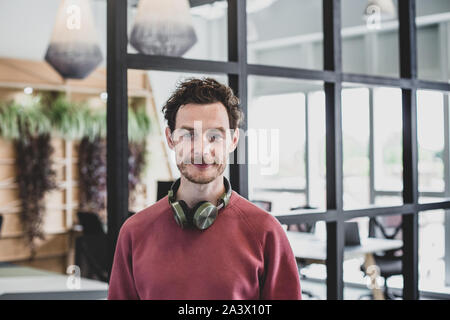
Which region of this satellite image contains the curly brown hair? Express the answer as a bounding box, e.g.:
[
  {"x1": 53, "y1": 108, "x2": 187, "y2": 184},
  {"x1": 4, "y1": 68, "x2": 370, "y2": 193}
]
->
[{"x1": 162, "y1": 77, "x2": 244, "y2": 132}]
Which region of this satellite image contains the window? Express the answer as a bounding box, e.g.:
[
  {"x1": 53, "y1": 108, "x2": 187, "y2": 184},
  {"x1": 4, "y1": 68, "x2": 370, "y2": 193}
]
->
[
  {"x1": 247, "y1": 0, "x2": 323, "y2": 70},
  {"x1": 248, "y1": 76, "x2": 325, "y2": 212}
]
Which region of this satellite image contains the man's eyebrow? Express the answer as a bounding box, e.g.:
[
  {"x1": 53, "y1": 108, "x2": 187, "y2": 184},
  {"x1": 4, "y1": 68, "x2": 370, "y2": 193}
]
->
[
  {"x1": 178, "y1": 126, "x2": 228, "y2": 134},
  {"x1": 178, "y1": 126, "x2": 195, "y2": 131},
  {"x1": 209, "y1": 127, "x2": 227, "y2": 134}
]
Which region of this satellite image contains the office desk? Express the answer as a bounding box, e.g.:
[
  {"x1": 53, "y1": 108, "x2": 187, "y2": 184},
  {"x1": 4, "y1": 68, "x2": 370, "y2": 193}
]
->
[
  {"x1": 285, "y1": 231, "x2": 403, "y2": 300},
  {"x1": 0, "y1": 263, "x2": 108, "y2": 300}
]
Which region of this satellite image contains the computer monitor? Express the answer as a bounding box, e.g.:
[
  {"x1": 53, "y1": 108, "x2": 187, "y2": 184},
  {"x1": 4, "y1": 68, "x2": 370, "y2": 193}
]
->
[
  {"x1": 250, "y1": 200, "x2": 272, "y2": 212},
  {"x1": 344, "y1": 222, "x2": 361, "y2": 246}
]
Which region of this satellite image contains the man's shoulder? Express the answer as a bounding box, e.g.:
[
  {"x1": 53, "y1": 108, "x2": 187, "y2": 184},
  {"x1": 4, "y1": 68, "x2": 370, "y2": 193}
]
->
[
  {"x1": 232, "y1": 194, "x2": 284, "y2": 233},
  {"x1": 121, "y1": 196, "x2": 171, "y2": 232}
]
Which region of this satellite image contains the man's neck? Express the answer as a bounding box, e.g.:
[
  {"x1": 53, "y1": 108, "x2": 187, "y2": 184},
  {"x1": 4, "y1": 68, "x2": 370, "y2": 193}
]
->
[{"x1": 176, "y1": 175, "x2": 226, "y2": 209}]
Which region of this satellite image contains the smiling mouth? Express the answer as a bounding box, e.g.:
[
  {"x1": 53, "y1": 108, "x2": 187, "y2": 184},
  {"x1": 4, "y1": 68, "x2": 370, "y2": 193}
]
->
[{"x1": 193, "y1": 163, "x2": 211, "y2": 169}]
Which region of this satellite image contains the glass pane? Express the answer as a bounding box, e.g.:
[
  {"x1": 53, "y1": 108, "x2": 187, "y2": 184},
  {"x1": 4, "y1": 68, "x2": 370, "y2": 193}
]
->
[
  {"x1": 342, "y1": 85, "x2": 403, "y2": 210},
  {"x1": 247, "y1": 0, "x2": 323, "y2": 70},
  {"x1": 248, "y1": 76, "x2": 325, "y2": 213},
  {"x1": 374, "y1": 195, "x2": 403, "y2": 206},
  {"x1": 343, "y1": 214, "x2": 403, "y2": 300},
  {"x1": 127, "y1": 0, "x2": 227, "y2": 61},
  {"x1": 373, "y1": 87, "x2": 403, "y2": 192},
  {"x1": 416, "y1": 0, "x2": 450, "y2": 82},
  {"x1": 342, "y1": 86, "x2": 370, "y2": 209},
  {"x1": 342, "y1": 0, "x2": 399, "y2": 77},
  {"x1": 308, "y1": 91, "x2": 327, "y2": 210},
  {"x1": 417, "y1": 90, "x2": 447, "y2": 202},
  {"x1": 343, "y1": 217, "x2": 375, "y2": 300},
  {"x1": 419, "y1": 210, "x2": 450, "y2": 297},
  {"x1": 286, "y1": 220, "x2": 327, "y2": 300}
]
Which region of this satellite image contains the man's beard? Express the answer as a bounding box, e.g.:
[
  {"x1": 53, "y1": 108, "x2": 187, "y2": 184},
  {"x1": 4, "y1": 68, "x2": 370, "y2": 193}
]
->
[{"x1": 177, "y1": 161, "x2": 227, "y2": 184}]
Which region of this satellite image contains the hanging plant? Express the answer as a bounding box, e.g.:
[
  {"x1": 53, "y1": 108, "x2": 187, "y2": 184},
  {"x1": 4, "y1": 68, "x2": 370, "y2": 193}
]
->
[
  {"x1": 45, "y1": 97, "x2": 108, "y2": 219},
  {"x1": 76, "y1": 105, "x2": 151, "y2": 217},
  {"x1": 128, "y1": 106, "x2": 151, "y2": 206},
  {"x1": 0, "y1": 99, "x2": 56, "y2": 252},
  {"x1": 45, "y1": 96, "x2": 87, "y2": 141},
  {"x1": 76, "y1": 107, "x2": 107, "y2": 221}
]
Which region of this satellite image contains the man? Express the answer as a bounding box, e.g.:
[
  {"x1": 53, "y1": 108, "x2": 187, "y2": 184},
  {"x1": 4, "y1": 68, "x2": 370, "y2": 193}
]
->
[{"x1": 108, "y1": 78, "x2": 301, "y2": 300}]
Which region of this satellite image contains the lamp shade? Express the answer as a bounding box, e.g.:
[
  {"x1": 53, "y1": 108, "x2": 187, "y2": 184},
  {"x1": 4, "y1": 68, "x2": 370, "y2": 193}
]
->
[
  {"x1": 45, "y1": 0, "x2": 103, "y2": 79},
  {"x1": 129, "y1": 0, "x2": 198, "y2": 57}
]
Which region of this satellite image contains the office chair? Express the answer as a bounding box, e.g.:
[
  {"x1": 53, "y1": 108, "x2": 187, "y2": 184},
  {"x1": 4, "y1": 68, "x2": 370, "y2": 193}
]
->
[
  {"x1": 360, "y1": 216, "x2": 403, "y2": 300},
  {"x1": 344, "y1": 221, "x2": 361, "y2": 247},
  {"x1": 77, "y1": 211, "x2": 105, "y2": 235},
  {"x1": 75, "y1": 211, "x2": 109, "y2": 282}
]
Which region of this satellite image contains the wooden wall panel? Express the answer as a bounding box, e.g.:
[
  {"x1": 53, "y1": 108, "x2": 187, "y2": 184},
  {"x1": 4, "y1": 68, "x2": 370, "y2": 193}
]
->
[
  {"x1": 0, "y1": 164, "x2": 16, "y2": 181},
  {"x1": 0, "y1": 212, "x2": 21, "y2": 237},
  {"x1": 0, "y1": 233, "x2": 69, "y2": 262},
  {"x1": 0, "y1": 139, "x2": 14, "y2": 158},
  {"x1": 15, "y1": 255, "x2": 67, "y2": 274},
  {"x1": 0, "y1": 188, "x2": 19, "y2": 208}
]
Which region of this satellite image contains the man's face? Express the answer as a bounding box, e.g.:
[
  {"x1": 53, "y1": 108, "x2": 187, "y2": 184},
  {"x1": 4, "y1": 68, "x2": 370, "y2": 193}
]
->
[{"x1": 165, "y1": 102, "x2": 239, "y2": 184}]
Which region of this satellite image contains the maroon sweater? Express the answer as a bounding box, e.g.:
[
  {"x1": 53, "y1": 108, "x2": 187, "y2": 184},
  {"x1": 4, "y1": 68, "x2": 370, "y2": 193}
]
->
[{"x1": 107, "y1": 190, "x2": 302, "y2": 300}]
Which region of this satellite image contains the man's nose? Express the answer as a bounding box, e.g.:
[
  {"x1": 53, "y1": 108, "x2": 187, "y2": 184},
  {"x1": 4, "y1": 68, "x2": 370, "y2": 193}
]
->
[{"x1": 192, "y1": 136, "x2": 214, "y2": 161}]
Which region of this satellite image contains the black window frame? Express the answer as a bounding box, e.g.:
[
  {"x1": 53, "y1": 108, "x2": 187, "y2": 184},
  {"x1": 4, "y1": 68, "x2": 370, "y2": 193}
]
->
[{"x1": 106, "y1": 0, "x2": 450, "y2": 300}]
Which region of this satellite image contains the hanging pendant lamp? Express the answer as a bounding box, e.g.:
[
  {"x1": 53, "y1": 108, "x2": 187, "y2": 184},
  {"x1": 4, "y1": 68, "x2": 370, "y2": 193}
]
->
[
  {"x1": 129, "y1": 0, "x2": 198, "y2": 57},
  {"x1": 45, "y1": 0, "x2": 103, "y2": 79}
]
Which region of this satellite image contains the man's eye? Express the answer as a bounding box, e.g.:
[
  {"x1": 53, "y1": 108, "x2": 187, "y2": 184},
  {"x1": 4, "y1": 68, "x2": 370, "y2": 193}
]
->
[{"x1": 209, "y1": 134, "x2": 223, "y2": 142}]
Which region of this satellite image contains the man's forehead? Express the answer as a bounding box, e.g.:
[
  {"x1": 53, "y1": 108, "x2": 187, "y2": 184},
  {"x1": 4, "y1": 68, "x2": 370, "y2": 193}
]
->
[{"x1": 175, "y1": 102, "x2": 230, "y2": 128}]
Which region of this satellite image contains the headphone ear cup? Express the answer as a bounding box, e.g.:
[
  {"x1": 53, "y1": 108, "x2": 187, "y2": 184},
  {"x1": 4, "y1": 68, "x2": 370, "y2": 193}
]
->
[
  {"x1": 191, "y1": 200, "x2": 209, "y2": 215},
  {"x1": 192, "y1": 201, "x2": 218, "y2": 230},
  {"x1": 174, "y1": 200, "x2": 191, "y2": 228}
]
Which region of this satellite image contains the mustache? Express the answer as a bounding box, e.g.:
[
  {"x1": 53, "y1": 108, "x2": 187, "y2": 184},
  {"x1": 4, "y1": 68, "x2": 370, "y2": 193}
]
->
[{"x1": 179, "y1": 157, "x2": 223, "y2": 165}]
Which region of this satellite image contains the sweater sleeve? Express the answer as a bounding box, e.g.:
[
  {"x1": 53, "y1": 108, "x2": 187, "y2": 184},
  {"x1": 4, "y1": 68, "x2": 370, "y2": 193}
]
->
[
  {"x1": 107, "y1": 222, "x2": 140, "y2": 300},
  {"x1": 260, "y1": 219, "x2": 302, "y2": 300}
]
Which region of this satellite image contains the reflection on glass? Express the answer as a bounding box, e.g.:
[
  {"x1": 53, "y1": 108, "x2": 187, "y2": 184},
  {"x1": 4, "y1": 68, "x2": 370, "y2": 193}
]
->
[
  {"x1": 247, "y1": 0, "x2": 323, "y2": 70},
  {"x1": 341, "y1": 0, "x2": 399, "y2": 77},
  {"x1": 419, "y1": 210, "x2": 449, "y2": 296},
  {"x1": 342, "y1": 87, "x2": 370, "y2": 209},
  {"x1": 308, "y1": 91, "x2": 326, "y2": 210},
  {"x1": 416, "y1": 0, "x2": 450, "y2": 81},
  {"x1": 374, "y1": 195, "x2": 403, "y2": 207},
  {"x1": 417, "y1": 90, "x2": 446, "y2": 200},
  {"x1": 248, "y1": 76, "x2": 324, "y2": 213},
  {"x1": 373, "y1": 87, "x2": 402, "y2": 193},
  {"x1": 343, "y1": 214, "x2": 404, "y2": 300},
  {"x1": 342, "y1": 85, "x2": 403, "y2": 210},
  {"x1": 127, "y1": 0, "x2": 228, "y2": 61}
]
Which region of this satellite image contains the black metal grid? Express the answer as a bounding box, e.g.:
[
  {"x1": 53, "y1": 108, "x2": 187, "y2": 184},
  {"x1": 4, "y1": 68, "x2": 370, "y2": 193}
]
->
[{"x1": 106, "y1": 0, "x2": 450, "y2": 299}]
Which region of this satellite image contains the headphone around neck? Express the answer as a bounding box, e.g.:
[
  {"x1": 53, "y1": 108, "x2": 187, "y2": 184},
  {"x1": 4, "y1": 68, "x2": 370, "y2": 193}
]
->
[{"x1": 168, "y1": 176, "x2": 232, "y2": 230}]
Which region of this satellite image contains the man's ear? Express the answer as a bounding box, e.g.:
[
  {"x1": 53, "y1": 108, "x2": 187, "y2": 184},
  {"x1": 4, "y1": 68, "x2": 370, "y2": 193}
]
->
[
  {"x1": 228, "y1": 128, "x2": 240, "y2": 153},
  {"x1": 165, "y1": 127, "x2": 174, "y2": 150}
]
